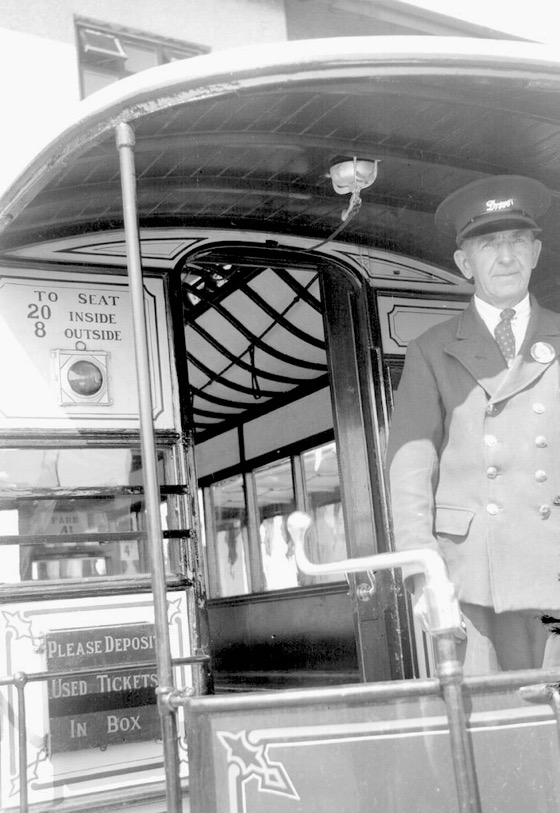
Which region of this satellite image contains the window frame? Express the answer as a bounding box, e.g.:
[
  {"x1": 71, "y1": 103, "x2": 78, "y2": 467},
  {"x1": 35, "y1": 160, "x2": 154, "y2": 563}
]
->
[
  {"x1": 75, "y1": 17, "x2": 210, "y2": 99},
  {"x1": 0, "y1": 431, "x2": 191, "y2": 603},
  {"x1": 201, "y1": 431, "x2": 349, "y2": 600}
]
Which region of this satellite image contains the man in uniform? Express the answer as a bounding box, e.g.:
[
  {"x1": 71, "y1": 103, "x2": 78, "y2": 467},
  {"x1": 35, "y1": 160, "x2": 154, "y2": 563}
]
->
[{"x1": 387, "y1": 175, "x2": 560, "y2": 674}]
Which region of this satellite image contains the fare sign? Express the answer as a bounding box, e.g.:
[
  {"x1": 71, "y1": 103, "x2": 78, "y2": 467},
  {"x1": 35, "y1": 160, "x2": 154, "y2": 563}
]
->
[
  {"x1": 46, "y1": 624, "x2": 161, "y2": 753},
  {"x1": 0, "y1": 273, "x2": 173, "y2": 427}
]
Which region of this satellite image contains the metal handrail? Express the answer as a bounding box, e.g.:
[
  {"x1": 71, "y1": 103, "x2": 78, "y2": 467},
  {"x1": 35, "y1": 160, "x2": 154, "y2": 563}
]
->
[
  {"x1": 287, "y1": 510, "x2": 463, "y2": 635},
  {"x1": 287, "y1": 510, "x2": 481, "y2": 813}
]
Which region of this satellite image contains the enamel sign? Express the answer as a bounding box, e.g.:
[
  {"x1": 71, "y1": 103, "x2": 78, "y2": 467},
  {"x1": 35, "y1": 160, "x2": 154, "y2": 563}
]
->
[{"x1": 0, "y1": 271, "x2": 175, "y2": 428}]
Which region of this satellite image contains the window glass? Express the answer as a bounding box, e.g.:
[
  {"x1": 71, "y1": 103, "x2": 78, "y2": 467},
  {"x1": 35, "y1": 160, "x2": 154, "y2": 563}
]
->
[
  {"x1": 164, "y1": 48, "x2": 189, "y2": 63},
  {"x1": 81, "y1": 68, "x2": 119, "y2": 97},
  {"x1": 302, "y1": 442, "x2": 347, "y2": 582},
  {"x1": 0, "y1": 448, "x2": 136, "y2": 489},
  {"x1": 204, "y1": 443, "x2": 348, "y2": 597},
  {"x1": 210, "y1": 475, "x2": 250, "y2": 597},
  {"x1": 124, "y1": 42, "x2": 159, "y2": 74},
  {"x1": 255, "y1": 459, "x2": 298, "y2": 591},
  {"x1": 0, "y1": 447, "x2": 176, "y2": 583}
]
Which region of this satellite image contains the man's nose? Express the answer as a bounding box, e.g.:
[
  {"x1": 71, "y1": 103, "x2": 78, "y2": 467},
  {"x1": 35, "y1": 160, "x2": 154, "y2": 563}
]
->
[{"x1": 496, "y1": 239, "x2": 515, "y2": 260}]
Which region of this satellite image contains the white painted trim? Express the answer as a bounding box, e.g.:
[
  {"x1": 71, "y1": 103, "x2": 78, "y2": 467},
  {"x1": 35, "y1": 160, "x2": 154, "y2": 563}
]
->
[{"x1": 5, "y1": 228, "x2": 473, "y2": 295}]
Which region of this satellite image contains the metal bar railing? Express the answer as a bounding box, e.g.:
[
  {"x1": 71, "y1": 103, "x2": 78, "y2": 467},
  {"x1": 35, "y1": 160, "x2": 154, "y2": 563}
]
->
[
  {"x1": 0, "y1": 655, "x2": 210, "y2": 688},
  {"x1": 0, "y1": 485, "x2": 190, "y2": 499},
  {"x1": 116, "y1": 121, "x2": 182, "y2": 813},
  {"x1": 0, "y1": 530, "x2": 191, "y2": 546},
  {"x1": 286, "y1": 510, "x2": 482, "y2": 813},
  {"x1": 12, "y1": 673, "x2": 28, "y2": 813},
  {"x1": 518, "y1": 681, "x2": 560, "y2": 752},
  {"x1": 181, "y1": 666, "x2": 560, "y2": 717}
]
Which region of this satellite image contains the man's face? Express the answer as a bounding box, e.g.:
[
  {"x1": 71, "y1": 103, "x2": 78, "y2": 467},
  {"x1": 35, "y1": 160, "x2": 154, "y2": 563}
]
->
[{"x1": 453, "y1": 229, "x2": 542, "y2": 308}]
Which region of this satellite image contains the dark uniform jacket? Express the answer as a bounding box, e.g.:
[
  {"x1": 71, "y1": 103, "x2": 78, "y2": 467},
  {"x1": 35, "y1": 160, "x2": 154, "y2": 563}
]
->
[{"x1": 387, "y1": 297, "x2": 560, "y2": 613}]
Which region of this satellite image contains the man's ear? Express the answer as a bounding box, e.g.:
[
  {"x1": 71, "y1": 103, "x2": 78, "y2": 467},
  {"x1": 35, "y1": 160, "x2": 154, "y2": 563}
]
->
[
  {"x1": 532, "y1": 238, "x2": 542, "y2": 269},
  {"x1": 454, "y1": 248, "x2": 473, "y2": 280}
]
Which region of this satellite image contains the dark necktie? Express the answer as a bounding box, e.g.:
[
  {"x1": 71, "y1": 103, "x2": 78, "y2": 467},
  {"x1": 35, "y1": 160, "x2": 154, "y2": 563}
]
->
[{"x1": 494, "y1": 308, "x2": 516, "y2": 363}]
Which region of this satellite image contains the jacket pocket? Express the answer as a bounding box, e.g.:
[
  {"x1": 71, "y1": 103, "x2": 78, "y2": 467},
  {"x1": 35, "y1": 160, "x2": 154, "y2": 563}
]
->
[{"x1": 435, "y1": 506, "x2": 475, "y2": 538}]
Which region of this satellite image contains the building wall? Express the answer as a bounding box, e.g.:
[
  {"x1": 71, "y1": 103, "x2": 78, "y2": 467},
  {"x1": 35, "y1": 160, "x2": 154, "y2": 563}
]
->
[
  {"x1": 284, "y1": 0, "x2": 519, "y2": 40},
  {"x1": 285, "y1": 1, "x2": 417, "y2": 38},
  {"x1": 0, "y1": 0, "x2": 286, "y2": 49},
  {"x1": 0, "y1": 0, "x2": 287, "y2": 192}
]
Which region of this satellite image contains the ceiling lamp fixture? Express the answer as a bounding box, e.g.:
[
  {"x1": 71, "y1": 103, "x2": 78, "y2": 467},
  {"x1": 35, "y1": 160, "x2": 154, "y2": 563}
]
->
[
  {"x1": 308, "y1": 157, "x2": 379, "y2": 250},
  {"x1": 329, "y1": 158, "x2": 379, "y2": 222}
]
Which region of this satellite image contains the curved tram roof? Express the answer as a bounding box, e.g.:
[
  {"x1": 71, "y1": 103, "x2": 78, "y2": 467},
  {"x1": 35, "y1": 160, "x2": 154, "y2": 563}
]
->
[{"x1": 1, "y1": 37, "x2": 560, "y2": 438}]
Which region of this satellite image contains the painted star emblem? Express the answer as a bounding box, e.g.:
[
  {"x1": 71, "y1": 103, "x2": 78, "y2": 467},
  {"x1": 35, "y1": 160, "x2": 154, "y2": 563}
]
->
[
  {"x1": 218, "y1": 730, "x2": 299, "y2": 799},
  {"x1": 2, "y1": 610, "x2": 34, "y2": 640}
]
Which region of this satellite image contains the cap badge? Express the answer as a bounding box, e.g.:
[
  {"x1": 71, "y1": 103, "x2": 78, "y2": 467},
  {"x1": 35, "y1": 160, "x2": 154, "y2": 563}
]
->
[
  {"x1": 485, "y1": 198, "x2": 514, "y2": 213},
  {"x1": 531, "y1": 342, "x2": 556, "y2": 364}
]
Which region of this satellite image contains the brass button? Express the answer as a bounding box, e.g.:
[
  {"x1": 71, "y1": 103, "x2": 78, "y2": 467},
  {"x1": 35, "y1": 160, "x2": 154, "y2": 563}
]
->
[
  {"x1": 539, "y1": 504, "x2": 551, "y2": 520},
  {"x1": 484, "y1": 435, "x2": 498, "y2": 447},
  {"x1": 487, "y1": 503, "x2": 500, "y2": 515},
  {"x1": 486, "y1": 466, "x2": 499, "y2": 479},
  {"x1": 486, "y1": 404, "x2": 497, "y2": 416},
  {"x1": 535, "y1": 436, "x2": 548, "y2": 448},
  {"x1": 533, "y1": 403, "x2": 546, "y2": 414},
  {"x1": 535, "y1": 470, "x2": 548, "y2": 483}
]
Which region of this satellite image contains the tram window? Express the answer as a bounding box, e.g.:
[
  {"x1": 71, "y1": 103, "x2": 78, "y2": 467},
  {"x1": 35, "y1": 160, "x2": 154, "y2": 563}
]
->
[
  {"x1": 203, "y1": 441, "x2": 348, "y2": 598},
  {"x1": 301, "y1": 443, "x2": 347, "y2": 582},
  {"x1": 0, "y1": 447, "x2": 178, "y2": 582},
  {"x1": 387, "y1": 362, "x2": 404, "y2": 394},
  {"x1": 208, "y1": 475, "x2": 250, "y2": 598},
  {"x1": 255, "y1": 458, "x2": 299, "y2": 591}
]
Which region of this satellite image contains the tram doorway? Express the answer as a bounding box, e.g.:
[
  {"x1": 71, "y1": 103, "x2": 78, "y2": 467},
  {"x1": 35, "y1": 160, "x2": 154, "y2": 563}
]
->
[{"x1": 184, "y1": 247, "x2": 413, "y2": 690}]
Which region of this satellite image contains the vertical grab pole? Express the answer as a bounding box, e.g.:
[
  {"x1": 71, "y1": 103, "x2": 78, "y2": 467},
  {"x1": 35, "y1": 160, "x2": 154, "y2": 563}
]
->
[
  {"x1": 435, "y1": 635, "x2": 482, "y2": 813},
  {"x1": 14, "y1": 673, "x2": 28, "y2": 813},
  {"x1": 116, "y1": 122, "x2": 182, "y2": 813}
]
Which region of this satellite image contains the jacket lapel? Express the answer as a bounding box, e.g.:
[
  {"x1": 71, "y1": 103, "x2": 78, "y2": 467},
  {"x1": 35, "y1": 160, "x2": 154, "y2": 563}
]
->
[
  {"x1": 491, "y1": 301, "x2": 560, "y2": 403},
  {"x1": 444, "y1": 299, "x2": 560, "y2": 401},
  {"x1": 444, "y1": 301, "x2": 510, "y2": 398}
]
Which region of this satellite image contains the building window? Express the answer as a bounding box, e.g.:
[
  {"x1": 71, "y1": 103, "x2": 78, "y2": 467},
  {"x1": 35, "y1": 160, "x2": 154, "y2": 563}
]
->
[{"x1": 76, "y1": 19, "x2": 209, "y2": 98}]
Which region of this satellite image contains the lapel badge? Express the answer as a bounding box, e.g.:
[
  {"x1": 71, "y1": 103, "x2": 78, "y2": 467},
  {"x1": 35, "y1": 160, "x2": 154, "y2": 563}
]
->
[{"x1": 530, "y1": 342, "x2": 556, "y2": 364}]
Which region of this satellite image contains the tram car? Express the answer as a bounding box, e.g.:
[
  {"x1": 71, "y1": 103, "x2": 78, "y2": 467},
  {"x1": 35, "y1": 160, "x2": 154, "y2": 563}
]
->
[{"x1": 0, "y1": 35, "x2": 559, "y2": 813}]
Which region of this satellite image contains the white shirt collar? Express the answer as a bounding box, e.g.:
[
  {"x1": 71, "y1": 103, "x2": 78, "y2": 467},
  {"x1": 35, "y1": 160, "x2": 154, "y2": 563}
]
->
[
  {"x1": 473, "y1": 293, "x2": 531, "y2": 361},
  {"x1": 473, "y1": 293, "x2": 530, "y2": 326}
]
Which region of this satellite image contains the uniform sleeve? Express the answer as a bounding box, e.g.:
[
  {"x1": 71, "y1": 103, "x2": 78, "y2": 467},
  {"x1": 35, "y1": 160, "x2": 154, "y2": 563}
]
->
[{"x1": 386, "y1": 337, "x2": 445, "y2": 568}]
